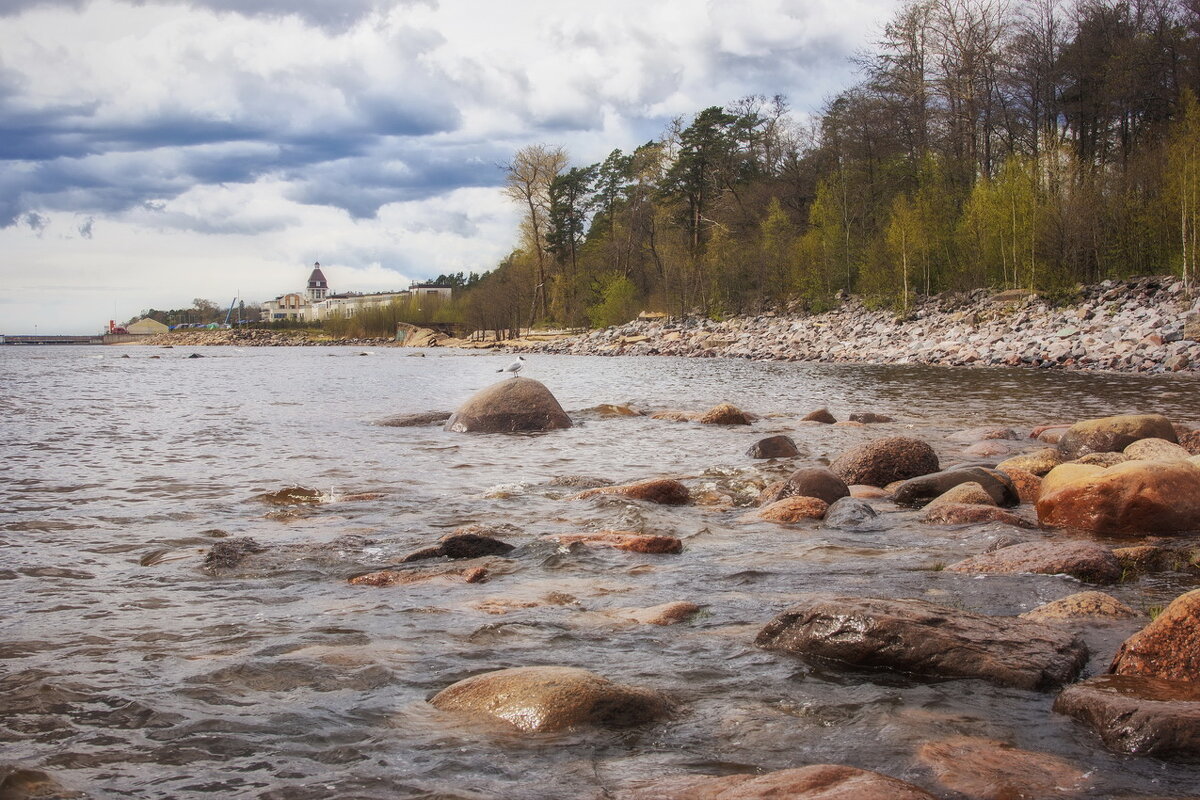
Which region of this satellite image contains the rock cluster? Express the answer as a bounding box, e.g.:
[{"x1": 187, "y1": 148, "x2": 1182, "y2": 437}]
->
[{"x1": 510, "y1": 277, "x2": 1200, "y2": 373}]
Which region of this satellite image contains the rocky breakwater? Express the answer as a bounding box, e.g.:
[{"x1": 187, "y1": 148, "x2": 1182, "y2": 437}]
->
[
  {"x1": 517, "y1": 276, "x2": 1200, "y2": 373},
  {"x1": 139, "y1": 328, "x2": 397, "y2": 347}
]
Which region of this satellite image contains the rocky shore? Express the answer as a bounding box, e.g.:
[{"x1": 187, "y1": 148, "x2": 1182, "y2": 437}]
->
[{"x1": 512, "y1": 276, "x2": 1200, "y2": 373}]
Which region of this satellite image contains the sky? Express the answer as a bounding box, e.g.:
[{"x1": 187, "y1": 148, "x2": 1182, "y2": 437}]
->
[{"x1": 0, "y1": 0, "x2": 899, "y2": 335}]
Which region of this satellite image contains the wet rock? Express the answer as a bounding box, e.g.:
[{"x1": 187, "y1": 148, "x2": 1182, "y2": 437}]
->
[
  {"x1": 998, "y1": 448, "x2": 1062, "y2": 476},
  {"x1": 848, "y1": 412, "x2": 894, "y2": 423},
  {"x1": 699, "y1": 402, "x2": 752, "y2": 425},
  {"x1": 823, "y1": 497, "x2": 884, "y2": 531},
  {"x1": 895, "y1": 466, "x2": 1018, "y2": 508},
  {"x1": 256, "y1": 486, "x2": 323, "y2": 505},
  {"x1": 1040, "y1": 463, "x2": 1105, "y2": 496},
  {"x1": 444, "y1": 377, "x2": 572, "y2": 433},
  {"x1": 589, "y1": 403, "x2": 642, "y2": 417},
  {"x1": 946, "y1": 540, "x2": 1122, "y2": 584},
  {"x1": 755, "y1": 595, "x2": 1088, "y2": 690},
  {"x1": 429, "y1": 666, "x2": 673, "y2": 732},
  {"x1": 399, "y1": 533, "x2": 515, "y2": 562},
  {"x1": 1033, "y1": 424, "x2": 1072, "y2": 444},
  {"x1": 203, "y1": 537, "x2": 267, "y2": 570},
  {"x1": 650, "y1": 410, "x2": 701, "y2": 422},
  {"x1": 547, "y1": 475, "x2": 614, "y2": 488},
  {"x1": 463, "y1": 567, "x2": 489, "y2": 583},
  {"x1": 1037, "y1": 460, "x2": 1200, "y2": 534},
  {"x1": 1002, "y1": 467, "x2": 1042, "y2": 504},
  {"x1": 1057, "y1": 414, "x2": 1178, "y2": 459},
  {"x1": 921, "y1": 504, "x2": 1036, "y2": 528},
  {"x1": 0, "y1": 767, "x2": 82, "y2": 799},
  {"x1": 963, "y1": 440, "x2": 1013, "y2": 458},
  {"x1": 1113, "y1": 545, "x2": 1195, "y2": 575},
  {"x1": 1179, "y1": 429, "x2": 1200, "y2": 455},
  {"x1": 1072, "y1": 451, "x2": 1129, "y2": 467},
  {"x1": 917, "y1": 735, "x2": 1090, "y2": 799},
  {"x1": 377, "y1": 411, "x2": 452, "y2": 427},
  {"x1": 548, "y1": 531, "x2": 683, "y2": 554},
  {"x1": 1124, "y1": 437, "x2": 1193, "y2": 461},
  {"x1": 757, "y1": 467, "x2": 850, "y2": 506},
  {"x1": 1110, "y1": 588, "x2": 1200, "y2": 682},
  {"x1": 1020, "y1": 591, "x2": 1139, "y2": 622},
  {"x1": 1054, "y1": 674, "x2": 1200, "y2": 757},
  {"x1": 802, "y1": 408, "x2": 837, "y2": 424},
  {"x1": 849, "y1": 485, "x2": 890, "y2": 499},
  {"x1": 927, "y1": 481, "x2": 997, "y2": 508},
  {"x1": 348, "y1": 565, "x2": 488, "y2": 586},
  {"x1": 621, "y1": 601, "x2": 700, "y2": 626},
  {"x1": 830, "y1": 436, "x2": 940, "y2": 488},
  {"x1": 755, "y1": 496, "x2": 829, "y2": 523},
  {"x1": 745, "y1": 434, "x2": 800, "y2": 459},
  {"x1": 572, "y1": 478, "x2": 690, "y2": 505},
  {"x1": 617, "y1": 764, "x2": 939, "y2": 800}
]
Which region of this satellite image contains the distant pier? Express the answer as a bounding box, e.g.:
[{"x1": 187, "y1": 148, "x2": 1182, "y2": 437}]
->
[{"x1": 1, "y1": 334, "x2": 135, "y2": 345}]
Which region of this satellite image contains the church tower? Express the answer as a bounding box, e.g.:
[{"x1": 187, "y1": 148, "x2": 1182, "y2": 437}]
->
[{"x1": 306, "y1": 261, "x2": 329, "y2": 303}]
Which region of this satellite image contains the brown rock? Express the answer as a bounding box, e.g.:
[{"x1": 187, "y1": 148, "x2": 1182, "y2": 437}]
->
[
  {"x1": 1073, "y1": 451, "x2": 1129, "y2": 467},
  {"x1": 651, "y1": 410, "x2": 701, "y2": 422},
  {"x1": 921, "y1": 504, "x2": 1036, "y2": 528},
  {"x1": 1003, "y1": 467, "x2": 1042, "y2": 503},
  {"x1": 622, "y1": 601, "x2": 701, "y2": 626},
  {"x1": 590, "y1": 403, "x2": 642, "y2": 417},
  {"x1": 964, "y1": 440, "x2": 1013, "y2": 458},
  {"x1": 1054, "y1": 674, "x2": 1200, "y2": 757},
  {"x1": 848, "y1": 412, "x2": 894, "y2": 423},
  {"x1": 429, "y1": 666, "x2": 672, "y2": 732},
  {"x1": 802, "y1": 407, "x2": 837, "y2": 424},
  {"x1": 1036, "y1": 460, "x2": 1200, "y2": 534},
  {"x1": 1110, "y1": 588, "x2": 1200, "y2": 682},
  {"x1": 0, "y1": 768, "x2": 82, "y2": 800},
  {"x1": 1040, "y1": 463, "x2": 1106, "y2": 496},
  {"x1": 755, "y1": 595, "x2": 1088, "y2": 690},
  {"x1": 946, "y1": 540, "x2": 1122, "y2": 584},
  {"x1": 349, "y1": 566, "x2": 473, "y2": 587},
  {"x1": 617, "y1": 764, "x2": 939, "y2": 800},
  {"x1": 745, "y1": 434, "x2": 801, "y2": 459},
  {"x1": 377, "y1": 410, "x2": 452, "y2": 427},
  {"x1": 550, "y1": 531, "x2": 683, "y2": 554},
  {"x1": 830, "y1": 436, "x2": 940, "y2": 488},
  {"x1": 850, "y1": 484, "x2": 891, "y2": 499},
  {"x1": 1179, "y1": 429, "x2": 1200, "y2": 455},
  {"x1": 1124, "y1": 438, "x2": 1193, "y2": 462},
  {"x1": 699, "y1": 402, "x2": 751, "y2": 425},
  {"x1": 1032, "y1": 424, "x2": 1072, "y2": 444},
  {"x1": 1020, "y1": 591, "x2": 1139, "y2": 622},
  {"x1": 926, "y1": 481, "x2": 998, "y2": 509},
  {"x1": 444, "y1": 377, "x2": 572, "y2": 433},
  {"x1": 756, "y1": 496, "x2": 830, "y2": 523},
  {"x1": 998, "y1": 448, "x2": 1062, "y2": 476},
  {"x1": 399, "y1": 532, "x2": 515, "y2": 562},
  {"x1": 573, "y1": 478, "x2": 690, "y2": 505},
  {"x1": 758, "y1": 467, "x2": 850, "y2": 506},
  {"x1": 1057, "y1": 413, "x2": 1178, "y2": 459},
  {"x1": 1113, "y1": 545, "x2": 1194, "y2": 575},
  {"x1": 256, "y1": 486, "x2": 323, "y2": 505},
  {"x1": 462, "y1": 567, "x2": 489, "y2": 583},
  {"x1": 918, "y1": 735, "x2": 1090, "y2": 799}
]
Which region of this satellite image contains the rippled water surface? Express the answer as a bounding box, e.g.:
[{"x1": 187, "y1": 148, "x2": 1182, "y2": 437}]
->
[{"x1": 3, "y1": 345, "x2": 1199, "y2": 798}]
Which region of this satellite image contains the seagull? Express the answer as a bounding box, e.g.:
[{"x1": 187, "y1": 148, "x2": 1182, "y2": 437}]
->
[{"x1": 497, "y1": 356, "x2": 525, "y2": 377}]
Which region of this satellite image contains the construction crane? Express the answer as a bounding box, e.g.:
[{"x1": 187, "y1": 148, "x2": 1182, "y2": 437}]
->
[{"x1": 223, "y1": 297, "x2": 237, "y2": 327}]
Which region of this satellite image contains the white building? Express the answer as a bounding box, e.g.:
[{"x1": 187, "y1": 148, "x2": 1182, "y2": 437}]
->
[{"x1": 260, "y1": 263, "x2": 452, "y2": 322}]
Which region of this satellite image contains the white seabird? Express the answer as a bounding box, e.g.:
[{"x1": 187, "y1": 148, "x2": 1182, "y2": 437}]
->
[{"x1": 497, "y1": 356, "x2": 525, "y2": 377}]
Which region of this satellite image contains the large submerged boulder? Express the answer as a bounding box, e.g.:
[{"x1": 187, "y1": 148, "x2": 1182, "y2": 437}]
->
[
  {"x1": 429, "y1": 666, "x2": 672, "y2": 732},
  {"x1": 946, "y1": 540, "x2": 1122, "y2": 584},
  {"x1": 1036, "y1": 460, "x2": 1200, "y2": 534},
  {"x1": 758, "y1": 467, "x2": 850, "y2": 506},
  {"x1": 830, "y1": 437, "x2": 939, "y2": 488},
  {"x1": 617, "y1": 764, "x2": 939, "y2": 800},
  {"x1": 444, "y1": 377, "x2": 572, "y2": 433},
  {"x1": 755, "y1": 595, "x2": 1088, "y2": 690},
  {"x1": 1054, "y1": 674, "x2": 1200, "y2": 757},
  {"x1": 1056, "y1": 414, "x2": 1177, "y2": 460}
]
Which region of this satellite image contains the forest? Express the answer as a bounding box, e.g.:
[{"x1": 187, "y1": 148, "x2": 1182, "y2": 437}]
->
[{"x1": 453, "y1": 0, "x2": 1200, "y2": 334}]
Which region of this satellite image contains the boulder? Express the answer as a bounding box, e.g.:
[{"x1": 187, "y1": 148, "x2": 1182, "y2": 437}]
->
[
  {"x1": 1020, "y1": 591, "x2": 1139, "y2": 622},
  {"x1": 589, "y1": 403, "x2": 642, "y2": 417},
  {"x1": 399, "y1": 532, "x2": 515, "y2": 563},
  {"x1": 997, "y1": 448, "x2": 1062, "y2": 476},
  {"x1": 946, "y1": 541, "x2": 1122, "y2": 584},
  {"x1": 1113, "y1": 545, "x2": 1195, "y2": 575},
  {"x1": 617, "y1": 764, "x2": 939, "y2": 800},
  {"x1": 830, "y1": 437, "x2": 940, "y2": 488},
  {"x1": 894, "y1": 466, "x2": 1018, "y2": 507},
  {"x1": 445, "y1": 377, "x2": 572, "y2": 433},
  {"x1": 1109, "y1": 588, "x2": 1200, "y2": 682},
  {"x1": 203, "y1": 537, "x2": 267, "y2": 570},
  {"x1": 823, "y1": 497, "x2": 885, "y2": 531},
  {"x1": 0, "y1": 768, "x2": 81, "y2": 800},
  {"x1": 699, "y1": 403, "x2": 751, "y2": 425},
  {"x1": 802, "y1": 408, "x2": 837, "y2": 424},
  {"x1": 920, "y1": 504, "x2": 1036, "y2": 528},
  {"x1": 651, "y1": 410, "x2": 701, "y2": 422},
  {"x1": 1057, "y1": 414, "x2": 1177, "y2": 460},
  {"x1": 755, "y1": 496, "x2": 829, "y2": 523},
  {"x1": 1124, "y1": 438, "x2": 1192, "y2": 462},
  {"x1": 349, "y1": 565, "x2": 485, "y2": 586},
  {"x1": 429, "y1": 666, "x2": 672, "y2": 732},
  {"x1": 548, "y1": 531, "x2": 683, "y2": 554},
  {"x1": 1036, "y1": 460, "x2": 1200, "y2": 534},
  {"x1": 917, "y1": 736, "x2": 1090, "y2": 799},
  {"x1": 1179, "y1": 429, "x2": 1200, "y2": 455},
  {"x1": 572, "y1": 478, "x2": 690, "y2": 505},
  {"x1": 927, "y1": 481, "x2": 997, "y2": 508},
  {"x1": 621, "y1": 601, "x2": 700, "y2": 626},
  {"x1": 1053, "y1": 674, "x2": 1200, "y2": 757},
  {"x1": 1072, "y1": 451, "x2": 1129, "y2": 467},
  {"x1": 758, "y1": 467, "x2": 850, "y2": 506},
  {"x1": 1039, "y1": 463, "x2": 1105, "y2": 496},
  {"x1": 755, "y1": 595, "x2": 1088, "y2": 690},
  {"x1": 745, "y1": 434, "x2": 801, "y2": 459},
  {"x1": 1000, "y1": 467, "x2": 1042, "y2": 504}
]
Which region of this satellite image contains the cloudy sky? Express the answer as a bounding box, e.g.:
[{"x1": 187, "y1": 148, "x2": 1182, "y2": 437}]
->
[{"x1": 0, "y1": 0, "x2": 898, "y2": 335}]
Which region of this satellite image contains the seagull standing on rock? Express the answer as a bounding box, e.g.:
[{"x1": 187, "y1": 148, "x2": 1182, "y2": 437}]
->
[{"x1": 497, "y1": 356, "x2": 525, "y2": 378}]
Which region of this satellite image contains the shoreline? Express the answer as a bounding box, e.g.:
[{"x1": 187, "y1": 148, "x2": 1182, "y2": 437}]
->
[{"x1": 136, "y1": 276, "x2": 1200, "y2": 374}]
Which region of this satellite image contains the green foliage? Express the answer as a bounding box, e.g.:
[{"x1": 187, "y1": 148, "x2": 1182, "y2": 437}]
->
[{"x1": 587, "y1": 273, "x2": 641, "y2": 328}]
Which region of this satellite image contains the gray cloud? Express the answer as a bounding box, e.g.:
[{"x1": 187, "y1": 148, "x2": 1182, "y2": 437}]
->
[{"x1": 0, "y1": 0, "x2": 432, "y2": 28}]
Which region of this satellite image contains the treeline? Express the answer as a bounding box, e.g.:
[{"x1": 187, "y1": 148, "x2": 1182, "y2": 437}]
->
[{"x1": 455, "y1": 0, "x2": 1200, "y2": 329}]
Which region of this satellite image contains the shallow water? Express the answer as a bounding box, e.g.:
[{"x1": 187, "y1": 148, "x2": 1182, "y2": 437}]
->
[{"x1": 2, "y1": 345, "x2": 1199, "y2": 798}]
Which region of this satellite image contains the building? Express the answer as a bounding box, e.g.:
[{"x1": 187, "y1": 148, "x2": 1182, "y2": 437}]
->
[
  {"x1": 261, "y1": 262, "x2": 452, "y2": 322},
  {"x1": 127, "y1": 317, "x2": 170, "y2": 335}
]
